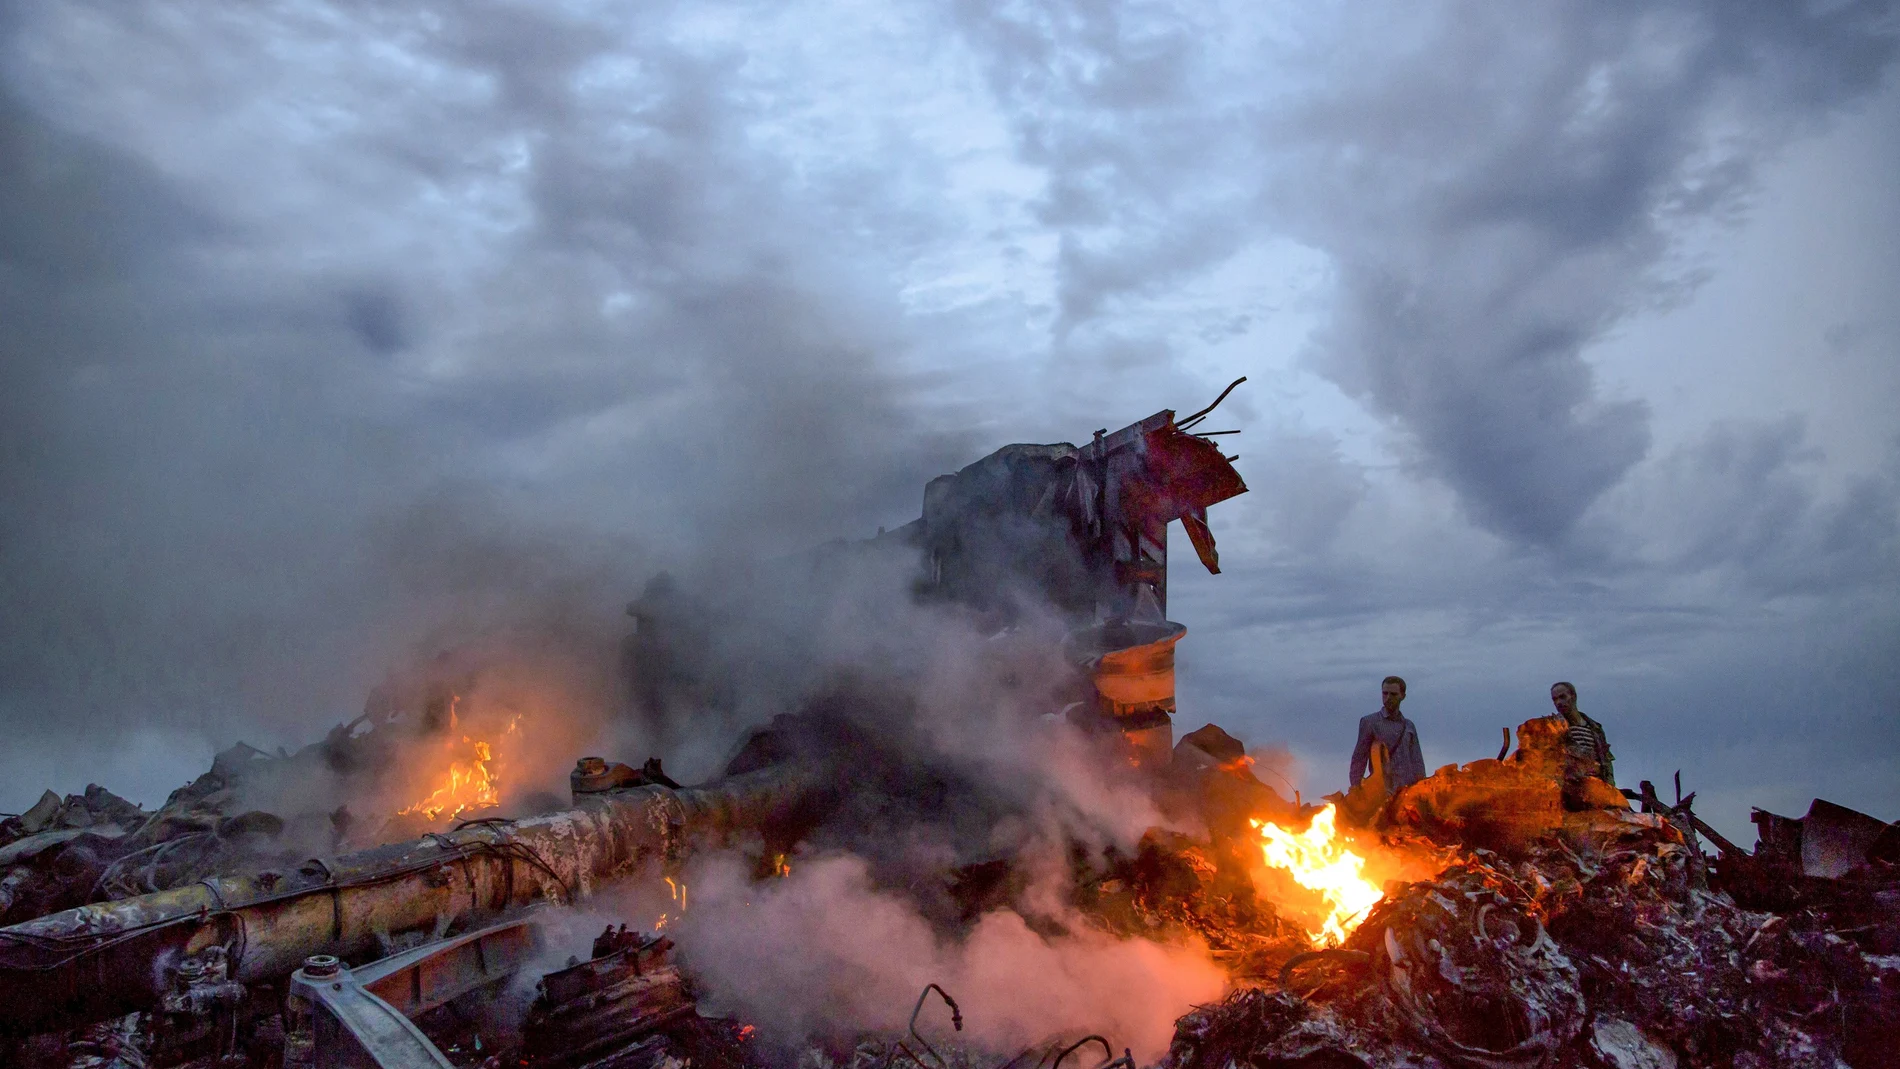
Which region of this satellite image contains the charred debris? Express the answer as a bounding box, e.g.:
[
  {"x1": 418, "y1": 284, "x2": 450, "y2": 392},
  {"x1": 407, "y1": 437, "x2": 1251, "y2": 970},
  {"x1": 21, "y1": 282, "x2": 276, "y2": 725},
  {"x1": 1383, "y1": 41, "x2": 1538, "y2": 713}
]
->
[{"x1": 3, "y1": 382, "x2": 1896, "y2": 1068}]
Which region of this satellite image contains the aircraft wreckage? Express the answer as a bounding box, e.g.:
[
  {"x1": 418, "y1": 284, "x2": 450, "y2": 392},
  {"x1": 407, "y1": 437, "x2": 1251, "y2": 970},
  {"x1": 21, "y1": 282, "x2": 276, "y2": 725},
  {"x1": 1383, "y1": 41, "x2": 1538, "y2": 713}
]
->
[{"x1": 2, "y1": 380, "x2": 1895, "y2": 1068}]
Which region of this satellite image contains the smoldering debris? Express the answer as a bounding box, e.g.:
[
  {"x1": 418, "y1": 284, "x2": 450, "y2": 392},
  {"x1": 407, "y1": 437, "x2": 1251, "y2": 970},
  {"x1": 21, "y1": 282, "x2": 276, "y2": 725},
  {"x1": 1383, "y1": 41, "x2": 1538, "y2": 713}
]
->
[
  {"x1": 0, "y1": 678, "x2": 529, "y2": 930},
  {"x1": 1162, "y1": 724, "x2": 1900, "y2": 1069},
  {"x1": 1, "y1": 396, "x2": 1895, "y2": 1068},
  {"x1": 1165, "y1": 818, "x2": 1900, "y2": 1069}
]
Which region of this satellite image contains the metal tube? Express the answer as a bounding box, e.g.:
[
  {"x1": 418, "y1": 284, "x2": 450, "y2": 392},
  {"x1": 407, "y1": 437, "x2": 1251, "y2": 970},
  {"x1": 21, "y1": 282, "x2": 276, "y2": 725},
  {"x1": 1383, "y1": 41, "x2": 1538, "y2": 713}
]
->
[{"x1": 0, "y1": 764, "x2": 820, "y2": 1036}]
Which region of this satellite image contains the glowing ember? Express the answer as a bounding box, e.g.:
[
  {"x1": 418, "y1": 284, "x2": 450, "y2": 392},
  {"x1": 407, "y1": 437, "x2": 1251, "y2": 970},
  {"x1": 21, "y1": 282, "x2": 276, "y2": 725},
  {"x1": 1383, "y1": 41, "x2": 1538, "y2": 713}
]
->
[
  {"x1": 1252, "y1": 804, "x2": 1384, "y2": 947},
  {"x1": 656, "y1": 875, "x2": 688, "y2": 930},
  {"x1": 398, "y1": 715, "x2": 520, "y2": 822}
]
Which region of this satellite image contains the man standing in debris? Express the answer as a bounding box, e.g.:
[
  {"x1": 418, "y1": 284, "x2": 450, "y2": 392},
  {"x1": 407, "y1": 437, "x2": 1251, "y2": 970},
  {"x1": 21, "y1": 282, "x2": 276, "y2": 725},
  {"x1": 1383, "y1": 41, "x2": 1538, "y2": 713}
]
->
[
  {"x1": 1349, "y1": 676, "x2": 1427, "y2": 796},
  {"x1": 1551, "y1": 681, "x2": 1615, "y2": 789}
]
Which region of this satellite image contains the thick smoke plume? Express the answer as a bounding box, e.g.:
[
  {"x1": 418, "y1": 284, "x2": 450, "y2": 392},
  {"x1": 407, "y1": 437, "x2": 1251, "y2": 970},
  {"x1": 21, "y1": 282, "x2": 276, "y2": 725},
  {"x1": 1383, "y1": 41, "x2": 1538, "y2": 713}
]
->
[
  {"x1": 674, "y1": 853, "x2": 1226, "y2": 1060},
  {"x1": 595, "y1": 527, "x2": 1236, "y2": 1057}
]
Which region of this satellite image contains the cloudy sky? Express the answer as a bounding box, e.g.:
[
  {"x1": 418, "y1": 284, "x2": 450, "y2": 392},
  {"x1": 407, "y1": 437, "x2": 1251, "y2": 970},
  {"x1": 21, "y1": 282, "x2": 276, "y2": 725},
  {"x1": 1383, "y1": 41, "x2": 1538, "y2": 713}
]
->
[{"x1": 2, "y1": 0, "x2": 1895, "y2": 839}]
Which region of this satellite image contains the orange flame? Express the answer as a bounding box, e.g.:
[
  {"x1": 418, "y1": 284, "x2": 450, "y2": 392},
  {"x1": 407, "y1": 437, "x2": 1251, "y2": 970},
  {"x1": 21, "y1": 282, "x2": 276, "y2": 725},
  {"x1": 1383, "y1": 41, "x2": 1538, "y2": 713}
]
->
[
  {"x1": 656, "y1": 875, "x2": 688, "y2": 930},
  {"x1": 1252, "y1": 804, "x2": 1384, "y2": 947},
  {"x1": 398, "y1": 715, "x2": 520, "y2": 823}
]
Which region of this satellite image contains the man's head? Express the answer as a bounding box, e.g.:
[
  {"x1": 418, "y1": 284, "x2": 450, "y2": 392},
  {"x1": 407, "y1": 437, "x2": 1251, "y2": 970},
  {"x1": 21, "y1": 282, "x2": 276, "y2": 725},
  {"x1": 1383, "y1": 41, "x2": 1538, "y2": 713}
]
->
[
  {"x1": 1550, "y1": 681, "x2": 1578, "y2": 718},
  {"x1": 1381, "y1": 675, "x2": 1406, "y2": 715}
]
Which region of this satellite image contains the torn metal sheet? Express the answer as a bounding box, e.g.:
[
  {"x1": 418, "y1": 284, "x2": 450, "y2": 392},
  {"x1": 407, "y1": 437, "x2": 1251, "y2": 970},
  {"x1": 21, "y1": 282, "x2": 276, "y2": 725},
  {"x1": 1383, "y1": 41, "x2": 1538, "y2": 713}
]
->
[{"x1": 1799, "y1": 799, "x2": 1891, "y2": 880}]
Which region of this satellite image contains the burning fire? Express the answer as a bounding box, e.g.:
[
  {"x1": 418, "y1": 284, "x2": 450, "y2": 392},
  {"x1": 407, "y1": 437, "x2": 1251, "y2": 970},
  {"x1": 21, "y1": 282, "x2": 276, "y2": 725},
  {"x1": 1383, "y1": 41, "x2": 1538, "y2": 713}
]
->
[
  {"x1": 656, "y1": 875, "x2": 688, "y2": 930},
  {"x1": 398, "y1": 714, "x2": 520, "y2": 823},
  {"x1": 1252, "y1": 804, "x2": 1384, "y2": 947}
]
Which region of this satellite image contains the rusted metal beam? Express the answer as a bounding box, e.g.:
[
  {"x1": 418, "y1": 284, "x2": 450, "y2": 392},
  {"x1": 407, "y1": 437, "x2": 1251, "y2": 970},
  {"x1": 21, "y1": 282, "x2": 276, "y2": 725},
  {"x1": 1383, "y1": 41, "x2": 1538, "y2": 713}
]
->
[
  {"x1": 288, "y1": 953, "x2": 453, "y2": 1069},
  {"x1": 354, "y1": 918, "x2": 539, "y2": 1021},
  {"x1": 0, "y1": 762, "x2": 822, "y2": 1036},
  {"x1": 1634, "y1": 780, "x2": 1744, "y2": 857}
]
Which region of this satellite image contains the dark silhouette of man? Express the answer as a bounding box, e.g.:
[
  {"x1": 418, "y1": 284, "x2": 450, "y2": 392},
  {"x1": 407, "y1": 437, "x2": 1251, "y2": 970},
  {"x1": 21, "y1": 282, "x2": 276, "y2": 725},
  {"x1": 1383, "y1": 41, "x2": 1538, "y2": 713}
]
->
[
  {"x1": 1551, "y1": 680, "x2": 1615, "y2": 788},
  {"x1": 1349, "y1": 675, "x2": 1427, "y2": 795}
]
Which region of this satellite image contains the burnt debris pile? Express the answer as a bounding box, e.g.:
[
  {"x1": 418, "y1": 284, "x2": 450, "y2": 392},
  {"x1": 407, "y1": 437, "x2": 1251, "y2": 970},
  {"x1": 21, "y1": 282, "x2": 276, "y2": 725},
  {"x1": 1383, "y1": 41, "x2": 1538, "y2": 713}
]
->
[
  {"x1": 1162, "y1": 727, "x2": 1900, "y2": 1069},
  {"x1": 0, "y1": 694, "x2": 511, "y2": 933},
  {"x1": 1169, "y1": 821, "x2": 1900, "y2": 1069}
]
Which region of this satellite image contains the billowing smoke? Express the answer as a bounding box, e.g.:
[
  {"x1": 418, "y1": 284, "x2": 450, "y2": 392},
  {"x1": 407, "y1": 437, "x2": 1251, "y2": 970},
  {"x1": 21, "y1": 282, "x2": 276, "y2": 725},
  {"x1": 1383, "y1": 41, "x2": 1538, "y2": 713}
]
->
[
  {"x1": 571, "y1": 523, "x2": 1232, "y2": 1056},
  {"x1": 675, "y1": 853, "x2": 1225, "y2": 1060}
]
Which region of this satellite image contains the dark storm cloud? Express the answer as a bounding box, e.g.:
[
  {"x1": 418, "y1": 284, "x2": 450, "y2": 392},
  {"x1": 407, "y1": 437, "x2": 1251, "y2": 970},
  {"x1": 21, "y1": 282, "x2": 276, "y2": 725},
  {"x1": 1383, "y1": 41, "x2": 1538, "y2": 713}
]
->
[
  {"x1": 368, "y1": 3, "x2": 968, "y2": 546},
  {"x1": 0, "y1": 101, "x2": 480, "y2": 751},
  {"x1": 0, "y1": 1, "x2": 969, "y2": 804},
  {"x1": 955, "y1": 0, "x2": 1897, "y2": 545},
  {"x1": 951, "y1": 0, "x2": 1253, "y2": 343},
  {"x1": 1277, "y1": 0, "x2": 1899, "y2": 544},
  {"x1": 1601, "y1": 416, "x2": 1900, "y2": 595}
]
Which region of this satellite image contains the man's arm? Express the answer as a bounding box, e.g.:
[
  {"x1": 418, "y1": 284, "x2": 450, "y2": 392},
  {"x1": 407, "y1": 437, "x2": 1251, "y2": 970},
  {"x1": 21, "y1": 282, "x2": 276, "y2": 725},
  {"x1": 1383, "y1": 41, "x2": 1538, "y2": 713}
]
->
[
  {"x1": 1348, "y1": 716, "x2": 1373, "y2": 787},
  {"x1": 1588, "y1": 714, "x2": 1615, "y2": 785},
  {"x1": 1400, "y1": 721, "x2": 1425, "y2": 782}
]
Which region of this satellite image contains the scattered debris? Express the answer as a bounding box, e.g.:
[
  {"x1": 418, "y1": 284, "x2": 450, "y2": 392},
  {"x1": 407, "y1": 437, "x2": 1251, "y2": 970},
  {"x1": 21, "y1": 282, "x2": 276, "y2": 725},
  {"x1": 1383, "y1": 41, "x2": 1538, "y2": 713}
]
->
[{"x1": 1162, "y1": 771, "x2": 1899, "y2": 1069}]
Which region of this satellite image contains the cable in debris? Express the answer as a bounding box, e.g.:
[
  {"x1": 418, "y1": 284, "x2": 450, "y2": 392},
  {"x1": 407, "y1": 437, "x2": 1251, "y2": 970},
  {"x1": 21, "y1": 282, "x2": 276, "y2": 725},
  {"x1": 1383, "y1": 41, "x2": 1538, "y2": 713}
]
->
[
  {"x1": 899, "y1": 982, "x2": 962, "y2": 1069},
  {"x1": 1177, "y1": 376, "x2": 1248, "y2": 430},
  {"x1": 1051, "y1": 1035, "x2": 1133, "y2": 1069}
]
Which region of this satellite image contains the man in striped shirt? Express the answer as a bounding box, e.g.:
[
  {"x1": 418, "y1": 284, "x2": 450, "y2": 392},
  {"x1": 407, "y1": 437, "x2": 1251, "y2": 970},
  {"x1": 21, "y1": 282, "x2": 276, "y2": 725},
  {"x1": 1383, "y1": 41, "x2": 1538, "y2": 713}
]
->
[{"x1": 1551, "y1": 681, "x2": 1615, "y2": 788}]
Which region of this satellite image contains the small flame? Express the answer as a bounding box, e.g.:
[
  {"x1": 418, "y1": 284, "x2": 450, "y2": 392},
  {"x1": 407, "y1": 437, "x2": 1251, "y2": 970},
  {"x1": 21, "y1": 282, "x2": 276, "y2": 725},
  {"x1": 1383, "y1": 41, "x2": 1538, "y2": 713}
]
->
[
  {"x1": 398, "y1": 714, "x2": 520, "y2": 822},
  {"x1": 656, "y1": 875, "x2": 688, "y2": 930},
  {"x1": 1252, "y1": 804, "x2": 1384, "y2": 947}
]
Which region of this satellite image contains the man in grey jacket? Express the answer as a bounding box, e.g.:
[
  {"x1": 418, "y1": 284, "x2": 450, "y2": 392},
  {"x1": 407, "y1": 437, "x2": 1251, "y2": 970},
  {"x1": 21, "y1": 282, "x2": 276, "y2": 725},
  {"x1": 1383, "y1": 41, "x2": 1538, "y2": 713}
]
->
[{"x1": 1349, "y1": 675, "x2": 1428, "y2": 796}]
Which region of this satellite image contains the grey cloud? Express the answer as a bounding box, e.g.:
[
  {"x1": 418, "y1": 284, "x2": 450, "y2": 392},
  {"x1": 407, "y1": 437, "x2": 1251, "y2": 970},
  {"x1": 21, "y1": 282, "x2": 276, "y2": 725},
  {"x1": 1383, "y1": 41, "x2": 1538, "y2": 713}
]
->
[
  {"x1": 0, "y1": 76, "x2": 442, "y2": 756},
  {"x1": 952, "y1": 0, "x2": 1253, "y2": 341},
  {"x1": 1215, "y1": 429, "x2": 1370, "y2": 558},
  {"x1": 1276, "y1": 0, "x2": 1899, "y2": 544},
  {"x1": 1601, "y1": 416, "x2": 1900, "y2": 595},
  {"x1": 950, "y1": 1, "x2": 1897, "y2": 545},
  {"x1": 339, "y1": 285, "x2": 413, "y2": 357},
  {"x1": 1824, "y1": 316, "x2": 1900, "y2": 355},
  {"x1": 0, "y1": 0, "x2": 972, "y2": 807}
]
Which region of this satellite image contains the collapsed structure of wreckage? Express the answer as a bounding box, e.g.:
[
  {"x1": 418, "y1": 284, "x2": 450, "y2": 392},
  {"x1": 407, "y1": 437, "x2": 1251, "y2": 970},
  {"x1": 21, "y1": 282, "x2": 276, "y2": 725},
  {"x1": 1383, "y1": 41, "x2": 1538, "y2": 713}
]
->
[{"x1": 1, "y1": 381, "x2": 1895, "y2": 1068}]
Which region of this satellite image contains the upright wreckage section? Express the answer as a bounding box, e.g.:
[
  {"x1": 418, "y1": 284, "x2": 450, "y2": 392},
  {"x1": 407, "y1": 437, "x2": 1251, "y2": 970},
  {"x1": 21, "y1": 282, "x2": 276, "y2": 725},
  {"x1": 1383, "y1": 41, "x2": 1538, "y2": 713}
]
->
[{"x1": 903, "y1": 386, "x2": 1249, "y2": 765}]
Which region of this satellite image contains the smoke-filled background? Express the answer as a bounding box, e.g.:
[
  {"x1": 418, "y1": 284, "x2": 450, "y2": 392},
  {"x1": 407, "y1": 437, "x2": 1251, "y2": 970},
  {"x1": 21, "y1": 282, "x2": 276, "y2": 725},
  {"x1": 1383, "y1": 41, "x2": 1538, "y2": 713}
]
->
[{"x1": 3, "y1": 0, "x2": 1898, "y2": 848}]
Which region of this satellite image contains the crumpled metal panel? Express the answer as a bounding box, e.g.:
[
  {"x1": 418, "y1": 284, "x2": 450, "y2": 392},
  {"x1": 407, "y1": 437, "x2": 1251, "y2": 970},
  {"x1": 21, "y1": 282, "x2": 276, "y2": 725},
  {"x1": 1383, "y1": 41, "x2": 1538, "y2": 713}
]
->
[
  {"x1": 1798, "y1": 799, "x2": 1890, "y2": 880},
  {"x1": 1588, "y1": 1017, "x2": 1677, "y2": 1069}
]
